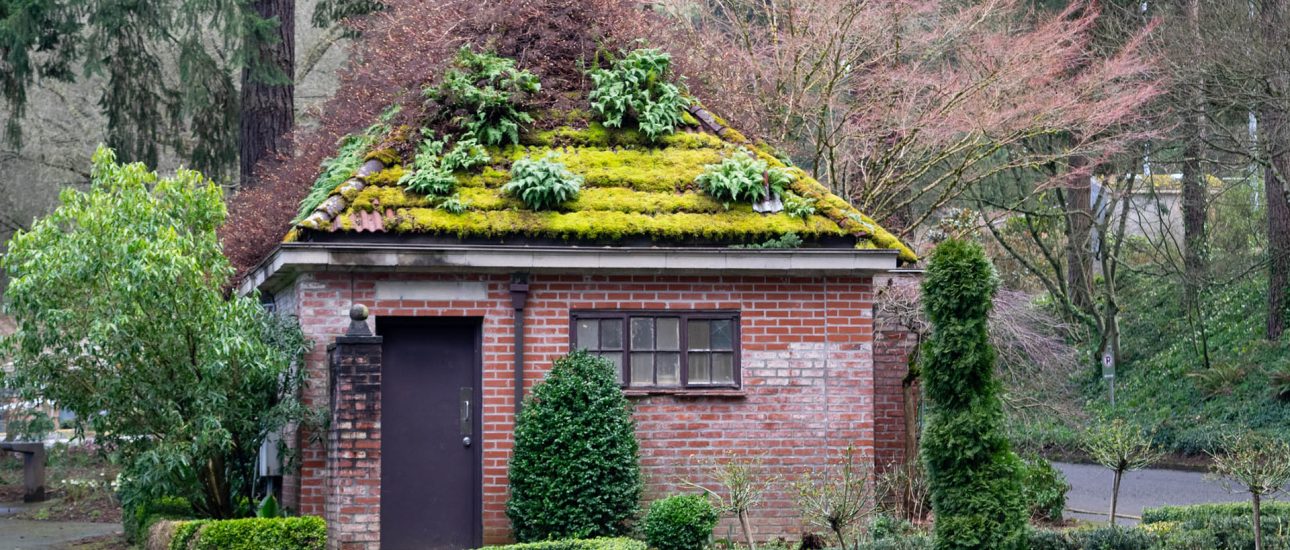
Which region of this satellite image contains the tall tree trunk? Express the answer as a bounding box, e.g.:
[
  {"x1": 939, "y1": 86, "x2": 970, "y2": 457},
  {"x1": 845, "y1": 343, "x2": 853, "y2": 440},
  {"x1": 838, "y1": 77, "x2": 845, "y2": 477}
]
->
[
  {"x1": 1181, "y1": 0, "x2": 1207, "y2": 306},
  {"x1": 1261, "y1": 0, "x2": 1290, "y2": 340},
  {"x1": 1254, "y1": 492, "x2": 1264, "y2": 550},
  {"x1": 1066, "y1": 155, "x2": 1094, "y2": 314},
  {"x1": 1109, "y1": 468, "x2": 1122, "y2": 526},
  {"x1": 239, "y1": 0, "x2": 296, "y2": 188}
]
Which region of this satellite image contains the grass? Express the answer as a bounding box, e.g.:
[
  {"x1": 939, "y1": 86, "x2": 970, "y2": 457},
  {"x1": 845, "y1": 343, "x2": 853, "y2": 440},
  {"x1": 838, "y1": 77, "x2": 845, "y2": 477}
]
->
[{"x1": 1008, "y1": 269, "x2": 1290, "y2": 458}]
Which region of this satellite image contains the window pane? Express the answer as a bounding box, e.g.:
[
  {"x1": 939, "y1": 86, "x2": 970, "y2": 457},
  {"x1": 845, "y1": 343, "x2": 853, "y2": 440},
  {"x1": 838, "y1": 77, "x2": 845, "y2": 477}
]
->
[
  {"x1": 710, "y1": 319, "x2": 734, "y2": 350},
  {"x1": 712, "y1": 353, "x2": 735, "y2": 384},
  {"x1": 631, "y1": 318, "x2": 655, "y2": 350},
  {"x1": 601, "y1": 319, "x2": 623, "y2": 349},
  {"x1": 577, "y1": 319, "x2": 599, "y2": 350},
  {"x1": 689, "y1": 352, "x2": 710, "y2": 384},
  {"x1": 631, "y1": 352, "x2": 655, "y2": 385},
  {"x1": 598, "y1": 352, "x2": 623, "y2": 383},
  {"x1": 688, "y1": 320, "x2": 710, "y2": 350},
  {"x1": 656, "y1": 318, "x2": 680, "y2": 350},
  {"x1": 657, "y1": 352, "x2": 680, "y2": 386}
]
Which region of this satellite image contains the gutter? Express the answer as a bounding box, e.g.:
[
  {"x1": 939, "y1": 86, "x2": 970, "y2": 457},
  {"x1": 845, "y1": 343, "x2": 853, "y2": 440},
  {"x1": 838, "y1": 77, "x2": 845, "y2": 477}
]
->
[{"x1": 238, "y1": 242, "x2": 901, "y2": 296}]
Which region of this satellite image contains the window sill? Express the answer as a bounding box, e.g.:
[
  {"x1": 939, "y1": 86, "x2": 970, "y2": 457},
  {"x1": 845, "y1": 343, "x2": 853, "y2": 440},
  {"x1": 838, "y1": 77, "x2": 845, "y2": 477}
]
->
[{"x1": 623, "y1": 388, "x2": 746, "y2": 398}]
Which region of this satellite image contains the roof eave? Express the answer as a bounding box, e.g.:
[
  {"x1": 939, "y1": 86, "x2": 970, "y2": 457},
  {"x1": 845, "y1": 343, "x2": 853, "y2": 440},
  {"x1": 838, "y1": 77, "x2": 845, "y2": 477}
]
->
[{"x1": 238, "y1": 242, "x2": 901, "y2": 296}]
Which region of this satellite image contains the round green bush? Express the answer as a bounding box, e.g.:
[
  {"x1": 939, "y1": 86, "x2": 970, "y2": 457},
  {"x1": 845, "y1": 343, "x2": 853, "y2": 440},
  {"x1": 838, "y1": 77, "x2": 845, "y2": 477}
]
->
[
  {"x1": 1020, "y1": 454, "x2": 1070, "y2": 523},
  {"x1": 506, "y1": 350, "x2": 642, "y2": 541},
  {"x1": 642, "y1": 494, "x2": 720, "y2": 550}
]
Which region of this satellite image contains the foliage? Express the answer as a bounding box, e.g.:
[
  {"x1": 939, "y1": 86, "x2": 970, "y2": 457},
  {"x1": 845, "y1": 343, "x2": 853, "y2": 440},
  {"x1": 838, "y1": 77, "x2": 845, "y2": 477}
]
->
[
  {"x1": 503, "y1": 154, "x2": 583, "y2": 211},
  {"x1": 782, "y1": 190, "x2": 817, "y2": 219},
  {"x1": 1020, "y1": 454, "x2": 1070, "y2": 523},
  {"x1": 479, "y1": 538, "x2": 648, "y2": 550},
  {"x1": 0, "y1": 0, "x2": 301, "y2": 180},
  {"x1": 506, "y1": 350, "x2": 641, "y2": 541},
  {"x1": 256, "y1": 495, "x2": 282, "y2": 518},
  {"x1": 429, "y1": 47, "x2": 541, "y2": 146},
  {"x1": 152, "y1": 517, "x2": 326, "y2": 550},
  {"x1": 296, "y1": 129, "x2": 381, "y2": 221},
  {"x1": 683, "y1": 453, "x2": 777, "y2": 550},
  {"x1": 440, "y1": 194, "x2": 468, "y2": 214},
  {"x1": 1, "y1": 147, "x2": 312, "y2": 519},
  {"x1": 919, "y1": 239, "x2": 1026, "y2": 550},
  {"x1": 1, "y1": 408, "x2": 55, "y2": 441},
  {"x1": 125, "y1": 496, "x2": 194, "y2": 543},
  {"x1": 399, "y1": 133, "x2": 491, "y2": 197},
  {"x1": 729, "y1": 233, "x2": 802, "y2": 249},
  {"x1": 1144, "y1": 502, "x2": 1290, "y2": 524},
  {"x1": 642, "y1": 494, "x2": 720, "y2": 550},
  {"x1": 696, "y1": 152, "x2": 793, "y2": 207},
  {"x1": 1083, "y1": 418, "x2": 1162, "y2": 525},
  {"x1": 1208, "y1": 431, "x2": 1290, "y2": 550},
  {"x1": 795, "y1": 446, "x2": 874, "y2": 550},
  {"x1": 588, "y1": 48, "x2": 688, "y2": 141}
]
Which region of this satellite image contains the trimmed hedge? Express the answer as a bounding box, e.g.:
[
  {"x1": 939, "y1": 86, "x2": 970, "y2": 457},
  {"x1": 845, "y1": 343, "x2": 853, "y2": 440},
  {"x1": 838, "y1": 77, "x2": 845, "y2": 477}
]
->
[
  {"x1": 1142, "y1": 502, "x2": 1290, "y2": 523},
  {"x1": 478, "y1": 537, "x2": 647, "y2": 550},
  {"x1": 641, "y1": 495, "x2": 719, "y2": 550},
  {"x1": 149, "y1": 516, "x2": 325, "y2": 550},
  {"x1": 125, "y1": 496, "x2": 194, "y2": 543}
]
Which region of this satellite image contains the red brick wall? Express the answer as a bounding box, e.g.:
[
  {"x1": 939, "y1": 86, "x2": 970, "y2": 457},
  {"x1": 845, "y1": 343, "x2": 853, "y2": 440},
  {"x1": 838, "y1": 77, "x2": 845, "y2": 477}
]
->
[
  {"x1": 284, "y1": 271, "x2": 891, "y2": 544},
  {"x1": 871, "y1": 274, "x2": 922, "y2": 474}
]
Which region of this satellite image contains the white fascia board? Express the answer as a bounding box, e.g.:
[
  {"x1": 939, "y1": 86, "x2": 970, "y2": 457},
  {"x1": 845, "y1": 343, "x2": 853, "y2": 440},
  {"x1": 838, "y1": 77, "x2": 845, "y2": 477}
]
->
[{"x1": 238, "y1": 243, "x2": 900, "y2": 296}]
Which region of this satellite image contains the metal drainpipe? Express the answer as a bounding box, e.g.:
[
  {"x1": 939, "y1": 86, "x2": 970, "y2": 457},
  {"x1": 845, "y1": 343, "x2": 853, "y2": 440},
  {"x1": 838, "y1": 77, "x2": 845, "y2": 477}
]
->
[{"x1": 510, "y1": 273, "x2": 531, "y2": 417}]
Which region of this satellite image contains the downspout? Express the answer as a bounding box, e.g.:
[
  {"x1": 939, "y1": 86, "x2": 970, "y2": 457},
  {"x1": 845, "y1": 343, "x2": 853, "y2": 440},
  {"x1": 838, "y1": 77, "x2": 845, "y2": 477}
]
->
[{"x1": 510, "y1": 273, "x2": 531, "y2": 417}]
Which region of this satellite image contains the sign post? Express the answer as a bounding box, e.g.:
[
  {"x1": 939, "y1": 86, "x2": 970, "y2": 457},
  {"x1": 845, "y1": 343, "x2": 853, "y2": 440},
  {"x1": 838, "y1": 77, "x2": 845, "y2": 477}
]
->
[{"x1": 1102, "y1": 351, "x2": 1116, "y2": 407}]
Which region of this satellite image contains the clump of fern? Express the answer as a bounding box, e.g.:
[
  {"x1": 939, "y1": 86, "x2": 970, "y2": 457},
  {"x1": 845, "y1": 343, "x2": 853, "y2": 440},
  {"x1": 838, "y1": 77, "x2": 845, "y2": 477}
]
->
[
  {"x1": 399, "y1": 132, "x2": 490, "y2": 197},
  {"x1": 588, "y1": 48, "x2": 688, "y2": 141},
  {"x1": 782, "y1": 190, "x2": 817, "y2": 219},
  {"x1": 695, "y1": 152, "x2": 793, "y2": 207},
  {"x1": 428, "y1": 46, "x2": 541, "y2": 146},
  {"x1": 503, "y1": 154, "x2": 582, "y2": 211}
]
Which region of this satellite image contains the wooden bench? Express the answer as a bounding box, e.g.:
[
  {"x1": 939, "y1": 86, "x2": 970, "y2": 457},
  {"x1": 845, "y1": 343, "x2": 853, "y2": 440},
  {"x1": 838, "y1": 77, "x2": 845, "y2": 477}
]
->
[{"x1": 0, "y1": 442, "x2": 46, "y2": 502}]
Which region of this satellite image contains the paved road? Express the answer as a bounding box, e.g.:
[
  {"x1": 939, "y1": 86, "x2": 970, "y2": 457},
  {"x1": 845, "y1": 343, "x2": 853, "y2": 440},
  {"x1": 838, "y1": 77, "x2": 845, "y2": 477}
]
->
[
  {"x1": 1056, "y1": 462, "x2": 1255, "y2": 524},
  {"x1": 0, "y1": 518, "x2": 120, "y2": 549}
]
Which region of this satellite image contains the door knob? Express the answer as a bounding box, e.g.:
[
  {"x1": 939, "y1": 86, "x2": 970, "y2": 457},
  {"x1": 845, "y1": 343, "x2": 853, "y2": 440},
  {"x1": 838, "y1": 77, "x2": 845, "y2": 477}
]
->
[{"x1": 462, "y1": 436, "x2": 472, "y2": 447}]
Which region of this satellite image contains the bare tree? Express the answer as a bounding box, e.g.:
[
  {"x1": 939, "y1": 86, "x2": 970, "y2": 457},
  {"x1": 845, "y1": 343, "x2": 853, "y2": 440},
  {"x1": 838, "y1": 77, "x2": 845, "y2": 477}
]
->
[
  {"x1": 661, "y1": 0, "x2": 1160, "y2": 235},
  {"x1": 1209, "y1": 431, "x2": 1290, "y2": 550}
]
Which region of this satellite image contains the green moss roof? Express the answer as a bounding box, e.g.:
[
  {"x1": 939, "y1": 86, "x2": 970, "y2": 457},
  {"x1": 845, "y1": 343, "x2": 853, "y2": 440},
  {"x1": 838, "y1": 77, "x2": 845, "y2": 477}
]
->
[{"x1": 294, "y1": 114, "x2": 916, "y2": 263}]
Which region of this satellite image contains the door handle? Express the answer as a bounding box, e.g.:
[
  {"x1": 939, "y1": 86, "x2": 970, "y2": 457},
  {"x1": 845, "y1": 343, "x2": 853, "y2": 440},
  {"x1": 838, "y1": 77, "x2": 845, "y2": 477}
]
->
[
  {"x1": 459, "y1": 387, "x2": 473, "y2": 436},
  {"x1": 463, "y1": 436, "x2": 472, "y2": 447}
]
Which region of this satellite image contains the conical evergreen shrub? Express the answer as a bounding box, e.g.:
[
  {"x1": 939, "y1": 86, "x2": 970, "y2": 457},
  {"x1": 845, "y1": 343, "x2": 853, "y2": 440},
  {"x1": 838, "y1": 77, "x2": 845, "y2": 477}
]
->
[
  {"x1": 506, "y1": 350, "x2": 642, "y2": 541},
  {"x1": 920, "y1": 239, "x2": 1026, "y2": 549}
]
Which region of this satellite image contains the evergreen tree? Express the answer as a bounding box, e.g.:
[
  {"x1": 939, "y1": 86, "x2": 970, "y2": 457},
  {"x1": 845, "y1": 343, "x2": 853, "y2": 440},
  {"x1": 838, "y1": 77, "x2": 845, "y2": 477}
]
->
[
  {"x1": 920, "y1": 239, "x2": 1026, "y2": 549},
  {"x1": 0, "y1": 0, "x2": 381, "y2": 184},
  {"x1": 506, "y1": 350, "x2": 641, "y2": 541}
]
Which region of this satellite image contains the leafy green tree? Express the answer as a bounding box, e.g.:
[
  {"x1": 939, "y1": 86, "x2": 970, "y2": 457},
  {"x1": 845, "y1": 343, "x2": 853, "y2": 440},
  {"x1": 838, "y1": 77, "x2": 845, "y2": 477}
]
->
[
  {"x1": 1, "y1": 146, "x2": 311, "y2": 518},
  {"x1": 506, "y1": 350, "x2": 641, "y2": 541},
  {"x1": 919, "y1": 239, "x2": 1026, "y2": 550},
  {"x1": 1209, "y1": 430, "x2": 1290, "y2": 550},
  {"x1": 1083, "y1": 418, "x2": 1162, "y2": 526}
]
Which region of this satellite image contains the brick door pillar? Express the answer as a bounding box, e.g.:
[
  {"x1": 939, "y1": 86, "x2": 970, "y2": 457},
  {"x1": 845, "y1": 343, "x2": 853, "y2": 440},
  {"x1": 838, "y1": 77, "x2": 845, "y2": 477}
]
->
[{"x1": 326, "y1": 305, "x2": 382, "y2": 549}]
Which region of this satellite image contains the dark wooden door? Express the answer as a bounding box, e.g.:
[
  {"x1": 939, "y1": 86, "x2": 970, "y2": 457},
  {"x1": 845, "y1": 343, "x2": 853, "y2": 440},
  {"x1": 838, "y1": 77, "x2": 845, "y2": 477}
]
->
[{"x1": 379, "y1": 317, "x2": 482, "y2": 550}]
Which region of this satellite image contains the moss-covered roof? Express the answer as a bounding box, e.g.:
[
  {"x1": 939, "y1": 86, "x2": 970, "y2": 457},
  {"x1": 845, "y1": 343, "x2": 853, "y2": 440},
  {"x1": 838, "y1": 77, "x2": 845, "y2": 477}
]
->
[{"x1": 292, "y1": 107, "x2": 917, "y2": 263}]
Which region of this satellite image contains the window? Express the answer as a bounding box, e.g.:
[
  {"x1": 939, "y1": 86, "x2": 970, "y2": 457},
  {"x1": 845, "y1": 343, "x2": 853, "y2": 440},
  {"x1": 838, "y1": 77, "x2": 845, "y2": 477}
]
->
[{"x1": 573, "y1": 312, "x2": 740, "y2": 389}]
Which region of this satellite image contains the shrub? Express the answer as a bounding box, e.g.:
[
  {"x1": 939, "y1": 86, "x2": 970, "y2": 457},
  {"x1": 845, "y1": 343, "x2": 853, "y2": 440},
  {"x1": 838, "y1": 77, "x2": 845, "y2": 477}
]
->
[
  {"x1": 642, "y1": 495, "x2": 720, "y2": 550},
  {"x1": 148, "y1": 517, "x2": 325, "y2": 550},
  {"x1": 919, "y1": 239, "x2": 1027, "y2": 549},
  {"x1": 695, "y1": 152, "x2": 792, "y2": 207},
  {"x1": 1020, "y1": 454, "x2": 1070, "y2": 522},
  {"x1": 479, "y1": 538, "x2": 648, "y2": 550},
  {"x1": 506, "y1": 350, "x2": 642, "y2": 541},
  {"x1": 429, "y1": 47, "x2": 540, "y2": 146},
  {"x1": 400, "y1": 134, "x2": 490, "y2": 197},
  {"x1": 1143, "y1": 502, "x2": 1290, "y2": 523},
  {"x1": 503, "y1": 154, "x2": 583, "y2": 211},
  {"x1": 588, "y1": 48, "x2": 687, "y2": 141},
  {"x1": 125, "y1": 496, "x2": 193, "y2": 543},
  {"x1": 1144, "y1": 502, "x2": 1290, "y2": 549},
  {"x1": 795, "y1": 446, "x2": 874, "y2": 550},
  {"x1": 1067, "y1": 526, "x2": 1155, "y2": 550}
]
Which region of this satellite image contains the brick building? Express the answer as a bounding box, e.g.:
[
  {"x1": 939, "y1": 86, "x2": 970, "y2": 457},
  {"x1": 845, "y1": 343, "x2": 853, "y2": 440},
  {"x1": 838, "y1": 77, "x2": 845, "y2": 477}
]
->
[{"x1": 238, "y1": 102, "x2": 919, "y2": 548}]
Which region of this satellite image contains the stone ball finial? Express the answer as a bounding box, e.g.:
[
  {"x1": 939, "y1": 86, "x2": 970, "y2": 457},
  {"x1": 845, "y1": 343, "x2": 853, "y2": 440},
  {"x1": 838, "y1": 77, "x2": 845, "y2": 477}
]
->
[{"x1": 350, "y1": 303, "x2": 370, "y2": 322}]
